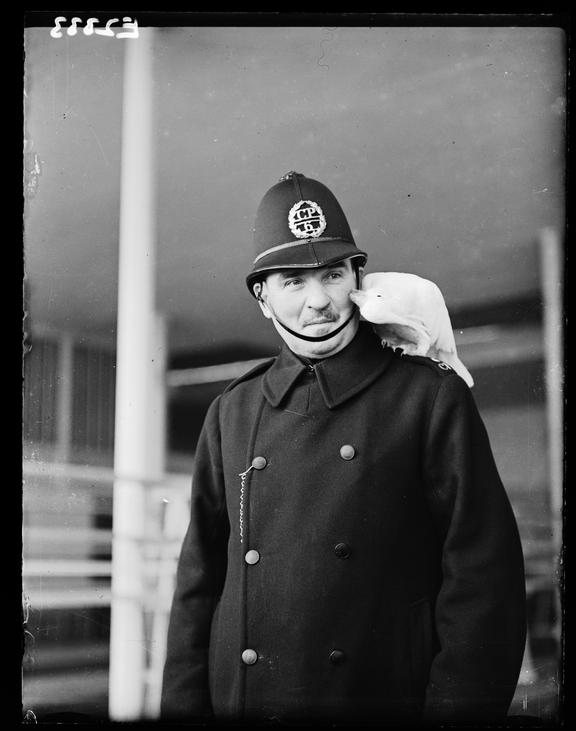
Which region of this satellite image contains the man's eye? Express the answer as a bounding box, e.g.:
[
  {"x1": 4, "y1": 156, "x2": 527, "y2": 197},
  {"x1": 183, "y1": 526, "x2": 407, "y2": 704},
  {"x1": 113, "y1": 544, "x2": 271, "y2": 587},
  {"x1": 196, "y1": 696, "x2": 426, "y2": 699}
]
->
[
  {"x1": 326, "y1": 271, "x2": 343, "y2": 280},
  {"x1": 284, "y1": 278, "x2": 302, "y2": 288}
]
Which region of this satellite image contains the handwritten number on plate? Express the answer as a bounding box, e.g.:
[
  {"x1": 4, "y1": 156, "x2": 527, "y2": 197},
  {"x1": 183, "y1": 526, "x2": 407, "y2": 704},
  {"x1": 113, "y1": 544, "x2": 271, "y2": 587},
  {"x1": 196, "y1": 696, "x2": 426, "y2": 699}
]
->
[
  {"x1": 50, "y1": 16, "x2": 66, "y2": 38},
  {"x1": 83, "y1": 18, "x2": 100, "y2": 36},
  {"x1": 94, "y1": 18, "x2": 119, "y2": 37},
  {"x1": 116, "y1": 18, "x2": 140, "y2": 39}
]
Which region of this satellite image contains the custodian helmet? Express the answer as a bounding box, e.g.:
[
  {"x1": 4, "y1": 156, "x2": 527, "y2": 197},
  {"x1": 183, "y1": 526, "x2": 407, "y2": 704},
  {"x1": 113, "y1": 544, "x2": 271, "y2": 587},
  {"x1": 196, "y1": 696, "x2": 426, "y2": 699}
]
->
[{"x1": 246, "y1": 171, "x2": 368, "y2": 295}]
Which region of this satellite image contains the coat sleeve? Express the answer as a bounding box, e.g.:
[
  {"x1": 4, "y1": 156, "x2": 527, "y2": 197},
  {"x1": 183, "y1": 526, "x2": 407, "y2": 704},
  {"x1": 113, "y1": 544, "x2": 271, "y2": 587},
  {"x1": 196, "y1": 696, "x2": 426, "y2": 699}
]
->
[
  {"x1": 160, "y1": 395, "x2": 229, "y2": 720},
  {"x1": 422, "y1": 373, "x2": 527, "y2": 722}
]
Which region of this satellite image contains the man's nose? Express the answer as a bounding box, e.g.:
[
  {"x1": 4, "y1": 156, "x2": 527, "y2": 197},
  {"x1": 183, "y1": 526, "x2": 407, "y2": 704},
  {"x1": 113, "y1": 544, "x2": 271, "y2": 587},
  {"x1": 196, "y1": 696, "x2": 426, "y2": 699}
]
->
[{"x1": 305, "y1": 280, "x2": 332, "y2": 310}]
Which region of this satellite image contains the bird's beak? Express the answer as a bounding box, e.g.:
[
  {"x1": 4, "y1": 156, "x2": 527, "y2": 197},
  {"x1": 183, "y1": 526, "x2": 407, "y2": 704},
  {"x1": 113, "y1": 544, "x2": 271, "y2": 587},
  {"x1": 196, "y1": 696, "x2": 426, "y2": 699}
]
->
[{"x1": 349, "y1": 289, "x2": 365, "y2": 306}]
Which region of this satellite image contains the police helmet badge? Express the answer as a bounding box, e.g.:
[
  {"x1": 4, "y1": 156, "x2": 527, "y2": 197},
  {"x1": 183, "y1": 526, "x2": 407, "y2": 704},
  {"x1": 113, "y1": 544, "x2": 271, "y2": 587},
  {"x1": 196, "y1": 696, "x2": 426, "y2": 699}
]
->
[{"x1": 288, "y1": 200, "x2": 327, "y2": 239}]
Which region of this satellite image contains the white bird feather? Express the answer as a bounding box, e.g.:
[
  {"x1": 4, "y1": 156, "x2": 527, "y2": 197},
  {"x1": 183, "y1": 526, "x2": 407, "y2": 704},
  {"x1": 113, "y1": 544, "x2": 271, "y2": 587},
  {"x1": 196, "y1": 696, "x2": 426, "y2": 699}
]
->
[{"x1": 349, "y1": 272, "x2": 474, "y2": 387}]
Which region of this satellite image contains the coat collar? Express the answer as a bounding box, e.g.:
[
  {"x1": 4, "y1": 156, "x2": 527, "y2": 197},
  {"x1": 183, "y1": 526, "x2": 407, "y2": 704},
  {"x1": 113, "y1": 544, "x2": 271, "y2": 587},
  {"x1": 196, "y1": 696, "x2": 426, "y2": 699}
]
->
[{"x1": 262, "y1": 322, "x2": 394, "y2": 409}]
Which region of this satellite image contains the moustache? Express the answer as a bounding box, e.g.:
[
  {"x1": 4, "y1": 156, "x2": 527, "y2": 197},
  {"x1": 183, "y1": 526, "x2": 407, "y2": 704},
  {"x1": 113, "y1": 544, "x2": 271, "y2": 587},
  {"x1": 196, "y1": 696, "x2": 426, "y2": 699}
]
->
[{"x1": 303, "y1": 314, "x2": 339, "y2": 327}]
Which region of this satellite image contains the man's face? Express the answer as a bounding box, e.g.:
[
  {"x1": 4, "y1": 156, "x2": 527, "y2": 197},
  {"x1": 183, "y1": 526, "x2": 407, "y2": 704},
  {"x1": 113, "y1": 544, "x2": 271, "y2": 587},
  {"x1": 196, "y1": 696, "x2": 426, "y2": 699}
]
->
[{"x1": 254, "y1": 259, "x2": 360, "y2": 358}]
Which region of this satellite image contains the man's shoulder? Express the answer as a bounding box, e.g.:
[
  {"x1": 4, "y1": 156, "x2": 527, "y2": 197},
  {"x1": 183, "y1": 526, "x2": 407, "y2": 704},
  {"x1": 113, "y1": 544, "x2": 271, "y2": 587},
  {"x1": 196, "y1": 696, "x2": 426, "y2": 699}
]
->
[
  {"x1": 360, "y1": 325, "x2": 458, "y2": 386},
  {"x1": 388, "y1": 349, "x2": 460, "y2": 383},
  {"x1": 221, "y1": 356, "x2": 276, "y2": 396}
]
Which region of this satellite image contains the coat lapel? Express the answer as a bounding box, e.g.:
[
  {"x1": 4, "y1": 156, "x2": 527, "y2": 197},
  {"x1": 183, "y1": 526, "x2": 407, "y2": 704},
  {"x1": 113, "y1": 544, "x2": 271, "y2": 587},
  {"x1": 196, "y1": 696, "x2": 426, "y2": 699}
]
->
[{"x1": 262, "y1": 322, "x2": 394, "y2": 409}]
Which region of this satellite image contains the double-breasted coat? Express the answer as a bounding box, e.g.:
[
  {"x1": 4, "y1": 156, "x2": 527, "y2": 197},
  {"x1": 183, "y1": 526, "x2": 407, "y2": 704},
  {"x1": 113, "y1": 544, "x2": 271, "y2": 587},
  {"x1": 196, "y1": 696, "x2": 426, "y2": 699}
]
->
[{"x1": 161, "y1": 322, "x2": 526, "y2": 723}]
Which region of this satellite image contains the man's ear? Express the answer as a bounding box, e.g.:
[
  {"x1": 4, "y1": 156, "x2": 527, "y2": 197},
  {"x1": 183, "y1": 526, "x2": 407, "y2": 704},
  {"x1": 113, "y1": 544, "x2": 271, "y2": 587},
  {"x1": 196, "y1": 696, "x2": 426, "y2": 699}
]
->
[{"x1": 253, "y1": 282, "x2": 273, "y2": 320}]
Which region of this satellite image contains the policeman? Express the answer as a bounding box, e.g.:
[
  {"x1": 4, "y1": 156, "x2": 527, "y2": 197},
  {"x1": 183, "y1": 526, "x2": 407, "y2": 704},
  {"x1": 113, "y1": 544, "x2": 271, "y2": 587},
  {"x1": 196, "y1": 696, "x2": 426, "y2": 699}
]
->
[
  {"x1": 161, "y1": 172, "x2": 527, "y2": 723},
  {"x1": 246, "y1": 170, "x2": 367, "y2": 362}
]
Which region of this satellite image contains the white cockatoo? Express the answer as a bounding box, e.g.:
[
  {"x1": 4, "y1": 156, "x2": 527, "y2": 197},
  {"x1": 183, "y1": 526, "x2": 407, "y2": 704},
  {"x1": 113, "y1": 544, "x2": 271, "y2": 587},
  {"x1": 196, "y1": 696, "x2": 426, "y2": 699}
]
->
[{"x1": 349, "y1": 272, "x2": 474, "y2": 387}]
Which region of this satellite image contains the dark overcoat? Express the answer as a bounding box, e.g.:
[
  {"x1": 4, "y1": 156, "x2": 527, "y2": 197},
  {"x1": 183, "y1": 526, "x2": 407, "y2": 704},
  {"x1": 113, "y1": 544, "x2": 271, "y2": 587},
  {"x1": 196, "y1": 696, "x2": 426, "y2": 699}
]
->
[{"x1": 161, "y1": 322, "x2": 526, "y2": 723}]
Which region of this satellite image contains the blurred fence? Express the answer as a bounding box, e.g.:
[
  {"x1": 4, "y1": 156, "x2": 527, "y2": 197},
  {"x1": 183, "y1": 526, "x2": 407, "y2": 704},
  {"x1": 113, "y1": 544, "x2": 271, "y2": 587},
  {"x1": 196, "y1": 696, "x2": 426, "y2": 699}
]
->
[{"x1": 22, "y1": 458, "x2": 190, "y2": 718}]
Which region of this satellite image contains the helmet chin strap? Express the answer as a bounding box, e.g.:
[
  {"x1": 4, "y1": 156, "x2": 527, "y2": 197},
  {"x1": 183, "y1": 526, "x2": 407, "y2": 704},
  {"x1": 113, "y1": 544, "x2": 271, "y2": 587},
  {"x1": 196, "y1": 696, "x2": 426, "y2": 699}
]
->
[
  {"x1": 255, "y1": 271, "x2": 360, "y2": 343},
  {"x1": 272, "y1": 309, "x2": 357, "y2": 342}
]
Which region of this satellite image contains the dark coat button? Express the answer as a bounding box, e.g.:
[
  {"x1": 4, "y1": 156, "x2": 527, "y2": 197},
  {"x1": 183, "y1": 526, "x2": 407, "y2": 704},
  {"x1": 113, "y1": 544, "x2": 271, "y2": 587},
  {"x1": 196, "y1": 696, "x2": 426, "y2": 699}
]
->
[
  {"x1": 339, "y1": 444, "x2": 356, "y2": 460},
  {"x1": 242, "y1": 649, "x2": 258, "y2": 665},
  {"x1": 251, "y1": 456, "x2": 267, "y2": 470},
  {"x1": 329, "y1": 649, "x2": 346, "y2": 664},
  {"x1": 334, "y1": 542, "x2": 351, "y2": 559}
]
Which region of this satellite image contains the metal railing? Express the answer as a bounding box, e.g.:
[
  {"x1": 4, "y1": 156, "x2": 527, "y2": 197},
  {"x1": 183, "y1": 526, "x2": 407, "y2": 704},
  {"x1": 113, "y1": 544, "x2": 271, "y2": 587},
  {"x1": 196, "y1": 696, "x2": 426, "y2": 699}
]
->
[{"x1": 22, "y1": 458, "x2": 190, "y2": 717}]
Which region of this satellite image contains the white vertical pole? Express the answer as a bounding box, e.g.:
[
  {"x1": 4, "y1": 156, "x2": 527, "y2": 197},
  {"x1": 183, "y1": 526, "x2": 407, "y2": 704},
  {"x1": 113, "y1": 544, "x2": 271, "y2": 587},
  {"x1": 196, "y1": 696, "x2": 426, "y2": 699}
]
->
[
  {"x1": 539, "y1": 226, "x2": 564, "y2": 648},
  {"x1": 539, "y1": 227, "x2": 564, "y2": 559},
  {"x1": 109, "y1": 28, "x2": 157, "y2": 720},
  {"x1": 56, "y1": 332, "x2": 74, "y2": 463},
  {"x1": 143, "y1": 313, "x2": 168, "y2": 718},
  {"x1": 149, "y1": 314, "x2": 167, "y2": 480}
]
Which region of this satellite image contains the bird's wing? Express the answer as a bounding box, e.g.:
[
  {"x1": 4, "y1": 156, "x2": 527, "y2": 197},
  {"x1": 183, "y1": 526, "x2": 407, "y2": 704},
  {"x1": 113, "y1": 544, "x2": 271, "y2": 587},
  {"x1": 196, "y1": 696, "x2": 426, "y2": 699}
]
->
[
  {"x1": 419, "y1": 281, "x2": 473, "y2": 385},
  {"x1": 421, "y1": 280, "x2": 458, "y2": 354}
]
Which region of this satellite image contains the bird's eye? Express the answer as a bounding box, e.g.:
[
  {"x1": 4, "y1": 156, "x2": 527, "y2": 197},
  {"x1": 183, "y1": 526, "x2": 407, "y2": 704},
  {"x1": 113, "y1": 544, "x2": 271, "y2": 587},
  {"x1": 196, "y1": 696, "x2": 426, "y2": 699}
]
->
[{"x1": 376, "y1": 294, "x2": 382, "y2": 298}]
